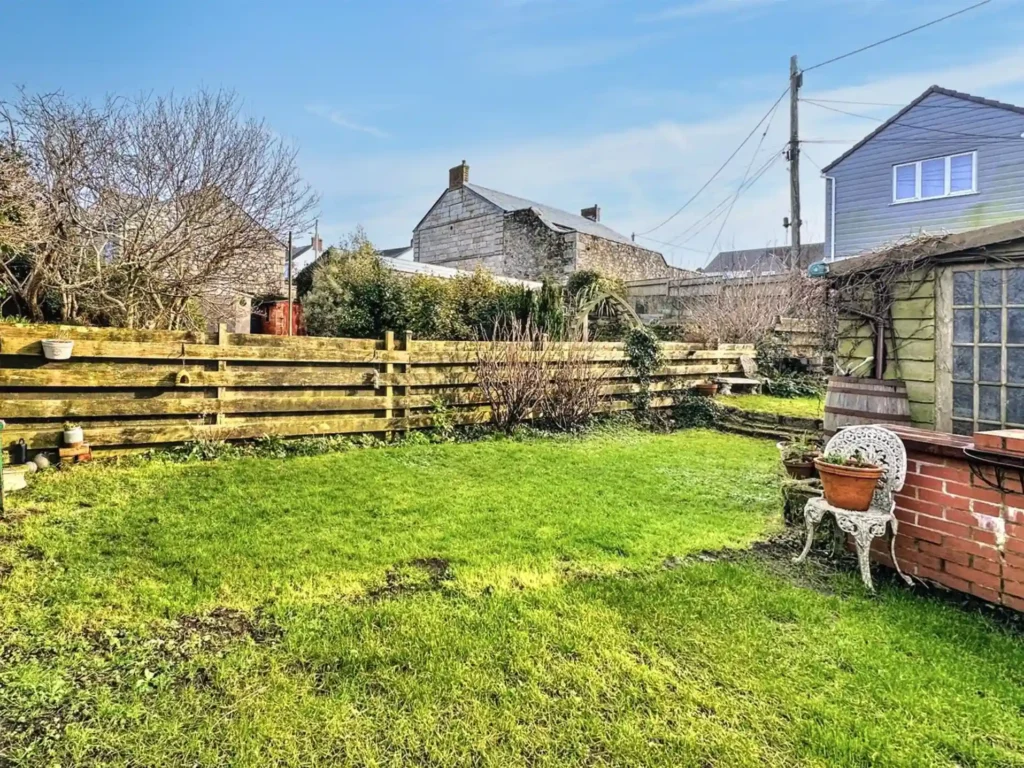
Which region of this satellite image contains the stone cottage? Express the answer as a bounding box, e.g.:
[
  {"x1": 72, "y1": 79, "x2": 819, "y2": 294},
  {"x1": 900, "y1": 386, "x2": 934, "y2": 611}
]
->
[{"x1": 412, "y1": 162, "x2": 690, "y2": 282}]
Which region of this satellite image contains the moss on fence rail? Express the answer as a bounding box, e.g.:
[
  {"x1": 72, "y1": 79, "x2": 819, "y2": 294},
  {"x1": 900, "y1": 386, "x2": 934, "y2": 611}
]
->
[{"x1": 0, "y1": 324, "x2": 754, "y2": 453}]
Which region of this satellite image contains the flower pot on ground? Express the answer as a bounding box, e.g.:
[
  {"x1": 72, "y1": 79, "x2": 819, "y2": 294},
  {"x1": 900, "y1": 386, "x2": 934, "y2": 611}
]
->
[
  {"x1": 814, "y1": 452, "x2": 884, "y2": 511},
  {"x1": 42, "y1": 339, "x2": 74, "y2": 360},
  {"x1": 778, "y1": 436, "x2": 822, "y2": 480},
  {"x1": 63, "y1": 424, "x2": 84, "y2": 447},
  {"x1": 694, "y1": 382, "x2": 719, "y2": 398}
]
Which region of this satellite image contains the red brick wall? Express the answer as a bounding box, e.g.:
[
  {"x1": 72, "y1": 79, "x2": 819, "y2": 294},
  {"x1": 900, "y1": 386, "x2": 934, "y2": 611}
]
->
[{"x1": 877, "y1": 428, "x2": 1024, "y2": 611}]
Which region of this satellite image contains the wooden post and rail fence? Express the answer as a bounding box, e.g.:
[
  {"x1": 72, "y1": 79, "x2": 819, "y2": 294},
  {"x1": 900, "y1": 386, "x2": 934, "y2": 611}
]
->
[{"x1": 0, "y1": 323, "x2": 755, "y2": 456}]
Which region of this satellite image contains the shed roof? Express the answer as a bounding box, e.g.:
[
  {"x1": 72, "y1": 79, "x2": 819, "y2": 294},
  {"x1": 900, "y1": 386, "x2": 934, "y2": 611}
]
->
[{"x1": 827, "y1": 218, "x2": 1024, "y2": 277}]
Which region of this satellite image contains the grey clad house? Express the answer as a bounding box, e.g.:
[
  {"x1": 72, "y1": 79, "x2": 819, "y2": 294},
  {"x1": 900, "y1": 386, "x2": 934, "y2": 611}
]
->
[
  {"x1": 412, "y1": 162, "x2": 689, "y2": 282},
  {"x1": 823, "y1": 86, "x2": 1024, "y2": 261}
]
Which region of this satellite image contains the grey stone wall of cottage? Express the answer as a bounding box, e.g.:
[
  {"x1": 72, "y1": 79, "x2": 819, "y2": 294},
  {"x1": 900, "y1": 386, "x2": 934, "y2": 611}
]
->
[{"x1": 412, "y1": 188, "x2": 505, "y2": 274}]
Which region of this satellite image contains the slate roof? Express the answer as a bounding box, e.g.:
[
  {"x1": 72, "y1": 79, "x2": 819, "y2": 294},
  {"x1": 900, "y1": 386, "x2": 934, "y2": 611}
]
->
[
  {"x1": 464, "y1": 183, "x2": 637, "y2": 247},
  {"x1": 379, "y1": 254, "x2": 541, "y2": 288},
  {"x1": 705, "y1": 243, "x2": 824, "y2": 275},
  {"x1": 821, "y1": 85, "x2": 1024, "y2": 173},
  {"x1": 378, "y1": 246, "x2": 413, "y2": 260}
]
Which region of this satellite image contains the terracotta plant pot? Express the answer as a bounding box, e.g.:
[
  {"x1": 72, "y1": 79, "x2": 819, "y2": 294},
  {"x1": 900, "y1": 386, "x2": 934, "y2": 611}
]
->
[
  {"x1": 63, "y1": 426, "x2": 84, "y2": 447},
  {"x1": 783, "y1": 459, "x2": 817, "y2": 480},
  {"x1": 694, "y1": 382, "x2": 719, "y2": 398},
  {"x1": 777, "y1": 441, "x2": 821, "y2": 479},
  {"x1": 814, "y1": 459, "x2": 884, "y2": 511}
]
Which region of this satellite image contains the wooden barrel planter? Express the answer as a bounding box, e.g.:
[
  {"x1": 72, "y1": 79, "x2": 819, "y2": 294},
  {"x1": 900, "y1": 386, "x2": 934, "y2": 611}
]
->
[{"x1": 823, "y1": 377, "x2": 911, "y2": 435}]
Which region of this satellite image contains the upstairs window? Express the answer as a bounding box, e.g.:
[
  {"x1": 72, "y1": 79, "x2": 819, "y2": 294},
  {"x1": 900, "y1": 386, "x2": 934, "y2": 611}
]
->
[{"x1": 892, "y1": 151, "x2": 977, "y2": 203}]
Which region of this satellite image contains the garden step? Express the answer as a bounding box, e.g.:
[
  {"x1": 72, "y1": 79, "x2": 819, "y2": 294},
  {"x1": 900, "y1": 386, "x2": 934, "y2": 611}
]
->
[{"x1": 718, "y1": 420, "x2": 806, "y2": 442}]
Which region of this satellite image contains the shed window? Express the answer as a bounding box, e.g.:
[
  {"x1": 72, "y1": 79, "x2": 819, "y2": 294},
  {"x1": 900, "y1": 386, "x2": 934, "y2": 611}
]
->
[
  {"x1": 951, "y1": 267, "x2": 1024, "y2": 436},
  {"x1": 893, "y1": 152, "x2": 976, "y2": 203}
]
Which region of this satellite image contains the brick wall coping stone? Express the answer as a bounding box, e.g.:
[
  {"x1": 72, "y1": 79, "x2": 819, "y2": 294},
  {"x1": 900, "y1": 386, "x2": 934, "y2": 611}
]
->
[{"x1": 882, "y1": 425, "x2": 972, "y2": 460}]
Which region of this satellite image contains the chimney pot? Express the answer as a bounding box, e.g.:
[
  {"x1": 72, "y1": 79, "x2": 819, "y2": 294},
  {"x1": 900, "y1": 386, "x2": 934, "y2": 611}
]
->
[
  {"x1": 449, "y1": 160, "x2": 469, "y2": 190},
  {"x1": 581, "y1": 205, "x2": 600, "y2": 222}
]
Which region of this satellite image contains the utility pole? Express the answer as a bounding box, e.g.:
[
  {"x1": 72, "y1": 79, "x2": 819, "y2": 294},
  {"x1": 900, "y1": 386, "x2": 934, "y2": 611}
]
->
[
  {"x1": 788, "y1": 54, "x2": 802, "y2": 270},
  {"x1": 286, "y1": 231, "x2": 293, "y2": 336}
]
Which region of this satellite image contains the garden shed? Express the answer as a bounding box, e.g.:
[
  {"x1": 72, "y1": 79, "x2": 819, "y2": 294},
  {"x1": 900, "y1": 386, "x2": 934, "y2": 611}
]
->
[{"x1": 830, "y1": 218, "x2": 1024, "y2": 434}]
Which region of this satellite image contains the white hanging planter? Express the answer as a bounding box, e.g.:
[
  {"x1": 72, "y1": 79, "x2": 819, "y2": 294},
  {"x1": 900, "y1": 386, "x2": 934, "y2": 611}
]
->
[{"x1": 42, "y1": 339, "x2": 74, "y2": 360}]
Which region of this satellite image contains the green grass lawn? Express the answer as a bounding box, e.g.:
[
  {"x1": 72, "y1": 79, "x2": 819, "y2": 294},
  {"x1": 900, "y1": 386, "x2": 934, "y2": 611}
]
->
[
  {"x1": 2, "y1": 428, "x2": 1023, "y2": 766},
  {"x1": 719, "y1": 393, "x2": 824, "y2": 419}
]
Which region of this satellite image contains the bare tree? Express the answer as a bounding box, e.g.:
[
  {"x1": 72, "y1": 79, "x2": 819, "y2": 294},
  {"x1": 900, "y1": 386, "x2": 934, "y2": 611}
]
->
[
  {"x1": 476, "y1": 317, "x2": 551, "y2": 433},
  {"x1": 0, "y1": 146, "x2": 47, "y2": 314},
  {"x1": 680, "y1": 270, "x2": 826, "y2": 345},
  {"x1": 0, "y1": 89, "x2": 318, "y2": 327}
]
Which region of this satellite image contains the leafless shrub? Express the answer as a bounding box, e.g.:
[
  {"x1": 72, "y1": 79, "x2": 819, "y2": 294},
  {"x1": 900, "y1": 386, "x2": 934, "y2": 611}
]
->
[
  {"x1": 543, "y1": 336, "x2": 608, "y2": 431},
  {"x1": 829, "y1": 232, "x2": 945, "y2": 378},
  {"x1": 476, "y1": 317, "x2": 550, "y2": 433},
  {"x1": 680, "y1": 271, "x2": 826, "y2": 345}
]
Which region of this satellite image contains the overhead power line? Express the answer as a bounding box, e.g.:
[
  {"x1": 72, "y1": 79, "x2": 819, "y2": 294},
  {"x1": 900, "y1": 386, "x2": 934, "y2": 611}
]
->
[
  {"x1": 800, "y1": 97, "x2": 986, "y2": 110},
  {"x1": 633, "y1": 236, "x2": 709, "y2": 254},
  {"x1": 801, "y1": 149, "x2": 825, "y2": 173},
  {"x1": 707, "y1": 98, "x2": 783, "y2": 260},
  {"x1": 635, "y1": 86, "x2": 789, "y2": 237},
  {"x1": 668, "y1": 149, "x2": 784, "y2": 250},
  {"x1": 802, "y1": 137, "x2": 1023, "y2": 145},
  {"x1": 801, "y1": 99, "x2": 1024, "y2": 140},
  {"x1": 802, "y1": 0, "x2": 992, "y2": 72}
]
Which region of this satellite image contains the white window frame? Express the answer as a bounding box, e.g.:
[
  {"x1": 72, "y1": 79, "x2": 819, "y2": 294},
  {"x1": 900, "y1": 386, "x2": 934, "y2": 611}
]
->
[{"x1": 891, "y1": 151, "x2": 977, "y2": 204}]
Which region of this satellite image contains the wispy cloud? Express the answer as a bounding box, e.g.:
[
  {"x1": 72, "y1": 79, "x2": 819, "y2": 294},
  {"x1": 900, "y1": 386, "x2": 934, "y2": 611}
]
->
[
  {"x1": 302, "y1": 48, "x2": 1024, "y2": 269},
  {"x1": 305, "y1": 104, "x2": 389, "y2": 138},
  {"x1": 640, "y1": 0, "x2": 781, "y2": 21},
  {"x1": 486, "y1": 34, "x2": 660, "y2": 76}
]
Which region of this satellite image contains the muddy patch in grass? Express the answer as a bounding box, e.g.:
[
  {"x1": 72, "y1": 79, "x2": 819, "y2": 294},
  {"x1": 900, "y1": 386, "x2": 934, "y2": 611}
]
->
[
  {"x1": 80, "y1": 605, "x2": 282, "y2": 668},
  {"x1": 363, "y1": 557, "x2": 455, "y2": 601},
  {"x1": 173, "y1": 606, "x2": 282, "y2": 645}
]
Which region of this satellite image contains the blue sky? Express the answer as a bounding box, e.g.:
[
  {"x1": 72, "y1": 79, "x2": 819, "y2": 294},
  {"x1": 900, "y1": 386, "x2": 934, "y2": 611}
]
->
[{"x1": 4, "y1": 0, "x2": 1023, "y2": 268}]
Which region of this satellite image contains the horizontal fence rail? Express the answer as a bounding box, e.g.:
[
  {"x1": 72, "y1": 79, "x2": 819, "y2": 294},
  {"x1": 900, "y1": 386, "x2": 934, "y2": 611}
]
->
[{"x1": 0, "y1": 324, "x2": 754, "y2": 454}]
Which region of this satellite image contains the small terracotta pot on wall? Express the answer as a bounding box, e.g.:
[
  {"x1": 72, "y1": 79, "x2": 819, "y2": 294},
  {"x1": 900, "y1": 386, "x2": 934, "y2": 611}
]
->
[{"x1": 813, "y1": 460, "x2": 883, "y2": 511}]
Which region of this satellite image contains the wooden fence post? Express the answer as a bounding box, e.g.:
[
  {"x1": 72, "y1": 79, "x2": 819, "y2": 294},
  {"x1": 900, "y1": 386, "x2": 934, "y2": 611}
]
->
[
  {"x1": 383, "y1": 330, "x2": 395, "y2": 440},
  {"x1": 401, "y1": 331, "x2": 413, "y2": 428},
  {"x1": 216, "y1": 323, "x2": 227, "y2": 425}
]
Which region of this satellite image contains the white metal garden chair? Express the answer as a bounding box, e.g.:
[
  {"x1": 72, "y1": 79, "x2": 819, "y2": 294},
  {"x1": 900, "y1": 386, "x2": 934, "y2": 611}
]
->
[{"x1": 793, "y1": 425, "x2": 914, "y2": 591}]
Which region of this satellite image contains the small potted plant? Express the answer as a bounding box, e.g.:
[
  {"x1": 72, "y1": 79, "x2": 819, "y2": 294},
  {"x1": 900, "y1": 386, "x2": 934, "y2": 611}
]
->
[
  {"x1": 814, "y1": 451, "x2": 884, "y2": 511},
  {"x1": 42, "y1": 331, "x2": 74, "y2": 361},
  {"x1": 693, "y1": 381, "x2": 719, "y2": 398},
  {"x1": 62, "y1": 421, "x2": 85, "y2": 447},
  {"x1": 778, "y1": 434, "x2": 822, "y2": 479}
]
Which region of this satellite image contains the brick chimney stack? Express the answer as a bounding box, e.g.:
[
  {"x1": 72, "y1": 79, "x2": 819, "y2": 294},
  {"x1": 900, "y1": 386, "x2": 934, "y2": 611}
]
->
[
  {"x1": 312, "y1": 235, "x2": 323, "y2": 253},
  {"x1": 449, "y1": 160, "x2": 469, "y2": 190},
  {"x1": 581, "y1": 205, "x2": 600, "y2": 222}
]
